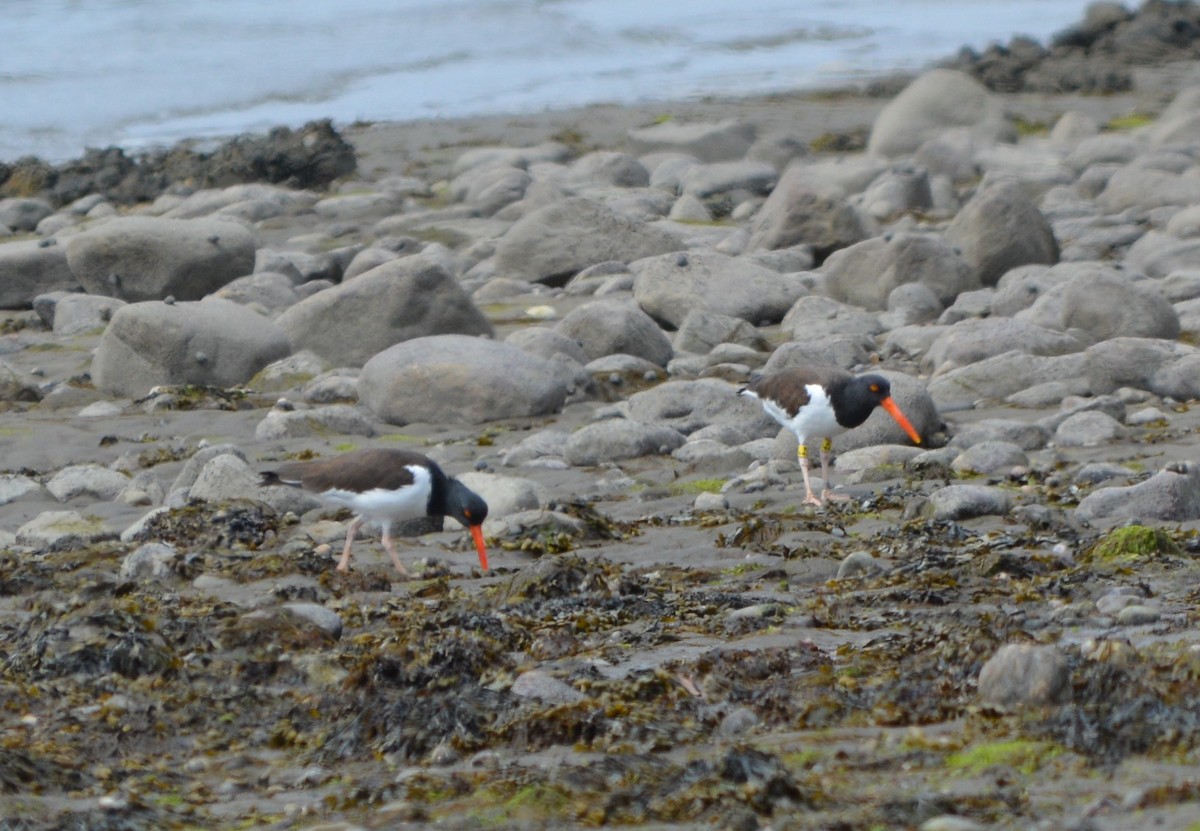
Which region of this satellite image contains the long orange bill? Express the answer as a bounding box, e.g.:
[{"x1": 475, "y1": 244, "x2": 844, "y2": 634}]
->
[
  {"x1": 469, "y1": 524, "x2": 489, "y2": 571},
  {"x1": 881, "y1": 397, "x2": 922, "y2": 444}
]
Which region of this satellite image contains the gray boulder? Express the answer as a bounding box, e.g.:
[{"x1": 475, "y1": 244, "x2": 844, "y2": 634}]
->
[
  {"x1": 564, "y1": 151, "x2": 649, "y2": 188},
  {"x1": 0, "y1": 240, "x2": 80, "y2": 309},
  {"x1": 780, "y1": 295, "x2": 883, "y2": 342},
  {"x1": 977, "y1": 645, "x2": 1069, "y2": 708},
  {"x1": 925, "y1": 317, "x2": 1085, "y2": 371},
  {"x1": 1076, "y1": 467, "x2": 1200, "y2": 523},
  {"x1": 51, "y1": 294, "x2": 126, "y2": 336},
  {"x1": 823, "y1": 233, "x2": 978, "y2": 310},
  {"x1": 674, "y1": 310, "x2": 770, "y2": 355},
  {"x1": 92, "y1": 298, "x2": 292, "y2": 397},
  {"x1": 555, "y1": 299, "x2": 673, "y2": 367},
  {"x1": 254, "y1": 404, "x2": 376, "y2": 441},
  {"x1": 627, "y1": 378, "x2": 776, "y2": 437},
  {"x1": 923, "y1": 484, "x2": 1012, "y2": 521},
  {"x1": 680, "y1": 161, "x2": 778, "y2": 199},
  {"x1": 1053, "y1": 411, "x2": 1127, "y2": 447},
  {"x1": 17, "y1": 510, "x2": 117, "y2": 550},
  {"x1": 449, "y1": 165, "x2": 531, "y2": 216},
  {"x1": 631, "y1": 251, "x2": 808, "y2": 328},
  {"x1": 65, "y1": 217, "x2": 255, "y2": 302},
  {"x1": 493, "y1": 197, "x2": 683, "y2": 284},
  {"x1": 950, "y1": 441, "x2": 1029, "y2": 474},
  {"x1": 944, "y1": 181, "x2": 1059, "y2": 286},
  {"x1": 1125, "y1": 231, "x2": 1200, "y2": 280},
  {"x1": 928, "y1": 351, "x2": 1089, "y2": 410},
  {"x1": 0, "y1": 197, "x2": 54, "y2": 232},
  {"x1": 761, "y1": 338, "x2": 873, "y2": 373},
  {"x1": 563, "y1": 420, "x2": 686, "y2": 466},
  {"x1": 1098, "y1": 165, "x2": 1200, "y2": 213},
  {"x1": 1016, "y1": 268, "x2": 1179, "y2": 341},
  {"x1": 46, "y1": 464, "x2": 129, "y2": 502},
  {"x1": 867, "y1": 69, "x2": 1013, "y2": 157},
  {"x1": 358, "y1": 334, "x2": 567, "y2": 425},
  {"x1": 626, "y1": 119, "x2": 757, "y2": 163},
  {"x1": 746, "y1": 165, "x2": 873, "y2": 257},
  {"x1": 1085, "y1": 338, "x2": 1200, "y2": 399},
  {"x1": 276, "y1": 255, "x2": 493, "y2": 368}
]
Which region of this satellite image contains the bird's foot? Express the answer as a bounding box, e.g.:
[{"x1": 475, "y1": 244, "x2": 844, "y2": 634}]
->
[
  {"x1": 822, "y1": 490, "x2": 851, "y2": 503},
  {"x1": 802, "y1": 493, "x2": 824, "y2": 508},
  {"x1": 335, "y1": 563, "x2": 351, "y2": 573}
]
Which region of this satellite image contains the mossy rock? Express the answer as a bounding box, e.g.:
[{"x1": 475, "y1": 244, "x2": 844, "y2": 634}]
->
[
  {"x1": 1083, "y1": 525, "x2": 1182, "y2": 563},
  {"x1": 945, "y1": 740, "x2": 1062, "y2": 775}
]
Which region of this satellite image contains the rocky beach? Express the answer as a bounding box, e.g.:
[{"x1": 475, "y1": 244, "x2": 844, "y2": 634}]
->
[{"x1": 5, "y1": 2, "x2": 1200, "y2": 829}]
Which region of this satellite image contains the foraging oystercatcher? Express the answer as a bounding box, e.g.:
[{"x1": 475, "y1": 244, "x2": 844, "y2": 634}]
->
[
  {"x1": 739, "y1": 367, "x2": 922, "y2": 506},
  {"x1": 260, "y1": 448, "x2": 489, "y2": 574}
]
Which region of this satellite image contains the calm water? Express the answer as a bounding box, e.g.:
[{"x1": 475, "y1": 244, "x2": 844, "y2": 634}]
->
[{"x1": 2, "y1": 0, "x2": 1099, "y2": 162}]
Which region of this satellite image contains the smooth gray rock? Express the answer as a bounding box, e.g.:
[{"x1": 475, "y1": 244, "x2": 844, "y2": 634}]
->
[
  {"x1": 858, "y1": 165, "x2": 933, "y2": 219},
  {"x1": 626, "y1": 119, "x2": 756, "y2": 163},
  {"x1": 879, "y1": 281, "x2": 943, "y2": 328},
  {"x1": 681, "y1": 160, "x2": 777, "y2": 198},
  {"x1": 925, "y1": 317, "x2": 1084, "y2": 371},
  {"x1": 250, "y1": 350, "x2": 332, "y2": 393},
  {"x1": 631, "y1": 250, "x2": 808, "y2": 328},
  {"x1": 1116, "y1": 605, "x2": 1161, "y2": 626},
  {"x1": 501, "y1": 429, "x2": 571, "y2": 467},
  {"x1": 449, "y1": 165, "x2": 531, "y2": 216},
  {"x1": 0, "y1": 197, "x2": 54, "y2": 232},
  {"x1": 780, "y1": 295, "x2": 883, "y2": 342},
  {"x1": 944, "y1": 180, "x2": 1059, "y2": 286},
  {"x1": 746, "y1": 164, "x2": 873, "y2": 257},
  {"x1": 761, "y1": 337, "x2": 873, "y2": 373},
  {"x1": 563, "y1": 420, "x2": 686, "y2": 466},
  {"x1": 868, "y1": 69, "x2": 1013, "y2": 157},
  {"x1": 977, "y1": 645, "x2": 1069, "y2": 708},
  {"x1": 359, "y1": 334, "x2": 567, "y2": 425},
  {"x1": 0, "y1": 360, "x2": 44, "y2": 402},
  {"x1": 1076, "y1": 467, "x2": 1200, "y2": 523},
  {"x1": 0, "y1": 474, "x2": 52, "y2": 506},
  {"x1": 493, "y1": 197, "x2": 683, "y2": 284},
  {"x1": 924, "y1": 484, "x2": 1012, "y2": 520},
  {"x1": 1125, "y1": 231, "x2": 1200, "y2": 280},
  {"x1": 555, "y1": 298, "x2": 673, "y2": 366},
  {"x1": 565, "y1": 151, "x2": 649, "y2": 188},
  {"x1": 1098, "y1": 165, "x2": 1200, "y2": 213},
  {"x1": 451, "y1": 142, "x2": 569, "y2": 176},
  {"x1": 1053, "y1": 411, "x2": 1127, "y2": 447},
  {"x1": 1016, "y1": 267, "x2": 1179, "y2": 341},
  {"x1": 929, "y1": 351, "x2": 1089, "y2": 410},
  {"x1": 673, "y1": 309, "x2": 770, "y2": 355},
  {"x1": 254, "y1": 404, "x2": 376, "y2": 441},
  {"x1": 188, "y1": 454, "x2": 263, "y2": 503},
  {"x1": 949, "y1": 420, "x2": 1049, "y2": 451},
  {"x1": 0, "y1": 240, "x2": 79, "y2": 309},
  {"x1": 65, "y1": 217, "x2": 255, "y2": 302},
  {"x1": 950, "y1": 441, "x2": 1028, "y2": 474},
  {"x1": 1085, "y1": 337, "x2": 1200, "y2": 399},
  {"x1": 837, "y1": 550, "x2": 886, "y2": 579},
  {"x1": 627, "y1": 378, "x2": 776, "y2": 437},
  {"x1": 281, "y1": 603, "x2": 344, "y2": 640},
  {"x1": 276, "y1": 255, "x2": 493, "y2": 368},
  {"x1": 92, "y1": 298, "x2": 292, "y2": 397},
  {"x1": 17, "y1": 510, "x2": 117, "y2": 550},
  {"x1": 46, "y1": 464, "x2": 129, "y2": 502},
  {"x1": 823, "y1": 233, "x2": 977, "y2": 311},
  {"x1": 51, "y1": 294, "x2": 126, "y2": 336}
]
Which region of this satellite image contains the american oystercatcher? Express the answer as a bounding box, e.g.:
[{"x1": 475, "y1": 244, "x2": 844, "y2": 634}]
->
[
  {"x1": 260, "y1": 448, "x2": 489, "y2": 574},
  {"x1": 739, "y1": 367, "x2": 922, "y2": 506}
]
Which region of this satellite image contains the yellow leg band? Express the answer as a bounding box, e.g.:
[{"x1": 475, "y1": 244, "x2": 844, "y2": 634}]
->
[
  {"x1": 797, "y1": 444, "x2": 808, "y2": 459},
  {"x1": 822, "y1": 438, "x2": 832, "y2": 452}
]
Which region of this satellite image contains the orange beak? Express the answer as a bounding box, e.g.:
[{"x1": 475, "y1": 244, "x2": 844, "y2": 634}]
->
[
  {"x1": 469, "y1": 524, "x2": 489, "y2": 571},
  {"x1": 881, "y1": 397, "x2": 922, "y2": 445}
]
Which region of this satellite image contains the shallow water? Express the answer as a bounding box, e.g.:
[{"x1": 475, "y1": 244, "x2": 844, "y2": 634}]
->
[{"x1": 5, "y1": 0, "x2": 1095, "y2": 161}]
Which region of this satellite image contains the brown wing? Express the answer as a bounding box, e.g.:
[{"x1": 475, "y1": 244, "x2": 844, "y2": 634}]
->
[
  {"x1": 269, "y1": 448, "x2": 431, "y2": 493},
  {"x1": 749, "y1": 367, "x2": 849, "y2": 418}
]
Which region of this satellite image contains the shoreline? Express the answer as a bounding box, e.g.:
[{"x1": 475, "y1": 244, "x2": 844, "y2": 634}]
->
[{"x1": 345, "y1": 60, "x2": 1200, "y2": 184}]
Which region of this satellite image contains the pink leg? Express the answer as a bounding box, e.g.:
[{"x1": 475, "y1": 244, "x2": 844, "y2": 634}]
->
[
  {"x1": 337, "y1": 516, "x2": 364, "y2": 571},
  {"x1": 797, "y1": 444, "x2": 822, "y2": 507},
  {"x1": 380, "y1": 524, "x2": 409, "y2": 576}
]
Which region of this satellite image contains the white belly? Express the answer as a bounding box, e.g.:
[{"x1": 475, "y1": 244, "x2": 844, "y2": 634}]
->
[{"x1": 760, "y1": 384, "x2": 842, "y2": 443}]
